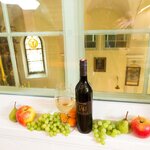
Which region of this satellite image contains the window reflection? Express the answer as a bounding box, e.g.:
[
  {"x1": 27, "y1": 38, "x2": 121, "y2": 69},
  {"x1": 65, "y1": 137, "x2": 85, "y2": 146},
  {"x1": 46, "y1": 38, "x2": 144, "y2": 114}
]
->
[
  {"x1": 85, "y1": 33, "x2": 148, "y2": 93},
  {"x1": 84, "y1": 0, "x2": 150, "y2": 30},
  {"x1": 7, "y1": 0, "x2": 63, "y2": 32},
  {"x1": 0, "y1": 3, "x2": 5, "y2": 32},
  {"x1": 14, "y1": 36, "x2": 65, "y2": 88},
  {"x1": 0, "y1": 37, "x2": 15, "y2": 86}
]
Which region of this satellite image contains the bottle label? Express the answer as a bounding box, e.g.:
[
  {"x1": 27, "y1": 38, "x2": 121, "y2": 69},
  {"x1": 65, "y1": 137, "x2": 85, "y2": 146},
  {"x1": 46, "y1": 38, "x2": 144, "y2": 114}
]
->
[{"x1": 77, "y1": 101, "x2": 92, "y2": 115}]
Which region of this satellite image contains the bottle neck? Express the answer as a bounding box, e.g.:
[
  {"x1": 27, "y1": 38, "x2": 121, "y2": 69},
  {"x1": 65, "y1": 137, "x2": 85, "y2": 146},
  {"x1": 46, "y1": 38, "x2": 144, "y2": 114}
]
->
[
  {"x1": 80, "y1": 75, "x2": 87, "y2": 81},
  {"x1": 80, "y1": 59, "x2": 87, "y2": 81}
]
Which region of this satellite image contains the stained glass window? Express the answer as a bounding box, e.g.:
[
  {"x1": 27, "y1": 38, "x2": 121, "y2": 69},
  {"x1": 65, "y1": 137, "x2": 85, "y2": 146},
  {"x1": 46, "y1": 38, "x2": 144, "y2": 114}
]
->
[{"x1": 24, "y1": 36, "x2": 45, "y2": 74}]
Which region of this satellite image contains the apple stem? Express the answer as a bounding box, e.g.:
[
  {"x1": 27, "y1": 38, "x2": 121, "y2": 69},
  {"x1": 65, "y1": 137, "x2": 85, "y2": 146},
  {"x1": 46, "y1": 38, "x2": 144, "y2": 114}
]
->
[
  {"x1": 138, "y1": 115, "x2": 144, "y2": 123},
  {"x1": 125, "y1": 111, "x2": 129, "y2": 120}
]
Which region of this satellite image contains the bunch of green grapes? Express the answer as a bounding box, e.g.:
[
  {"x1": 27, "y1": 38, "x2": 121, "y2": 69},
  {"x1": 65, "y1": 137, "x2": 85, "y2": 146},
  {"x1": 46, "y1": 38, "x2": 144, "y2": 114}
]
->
[
  {"x1": 26, "y1": 112, "x2": 71, "y2": 137},
  {"x1": 92, "y1": 119, "x2": 129, "y2": 145}
]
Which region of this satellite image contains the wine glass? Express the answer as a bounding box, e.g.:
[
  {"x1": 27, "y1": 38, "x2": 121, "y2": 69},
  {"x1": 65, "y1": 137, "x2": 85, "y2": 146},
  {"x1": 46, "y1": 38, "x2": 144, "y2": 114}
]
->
[{"x1": 55, "y1": 88, "x2": 75, "y2": 113}]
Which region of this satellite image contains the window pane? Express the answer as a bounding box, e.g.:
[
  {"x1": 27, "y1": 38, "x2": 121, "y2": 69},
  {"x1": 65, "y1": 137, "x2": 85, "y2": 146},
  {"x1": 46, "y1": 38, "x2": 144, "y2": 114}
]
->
[
  {"x1": 104, "y1": 34, "x2": 128, "y2": 49},
  {"x1": 7, "y1": 0, "x2": 63, "y2": 32},
  {"x1": 105, "y1": 41, "x2": 115, "y2": 48},
  {"x1": 25, "y1": 36, "x2": 42, "y2": 49},
  {"x1": 84, "y1": 0, "x2": 150, "y2": 30},
  {"x1": 28, "y1": 61, "x2": 44, "y2": 73},
  {"x1": 116, "y1": 35, "x2": 125, "y2": 41},
  {"x1": 0, "y1": 3, "x2": 6, "y2": 32},
  {"x1": 0, "y1": 37, "x2": 15, "y2": 86},
  {"x1": 85, "y1": 33, "x2": 148, "y2": 94},
  {"x1": 27, "y1": 50, "x2": 42, "y2": 61},
  {"x1": 116, "y1": 41, "x2": 126, "y2": 47},
  {"x1": 13, "y1": 36, "x2": 65, "y2": 89},
  {"x1": 108, "y1": 35, "x2": 115, "y2": 40}
]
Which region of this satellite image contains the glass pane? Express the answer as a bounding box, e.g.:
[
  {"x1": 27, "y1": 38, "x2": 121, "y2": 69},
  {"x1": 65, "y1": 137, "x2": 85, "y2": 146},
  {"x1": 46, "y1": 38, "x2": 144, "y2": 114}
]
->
[
  {"x1": 13, "y1": 36, "x2": 65, "y2": 89},
  {"x1": 116, "y1": 41, "x2": 126, "y2": 47},
  {"x1": 0, "y1": 3, "x2": 6, "y2": 32},
  {"x1": 108, "y1": 35, "x2": 115, "y2": 40},
  {"x1": 0, "y1": 37, "x2": 15, "y2": 86},
  {"x1": 28, "y1": 61, "x2": 44, "y2": 73},
  {"x1": 85, "y1": 33, "x2": 148, "y2": 94},
  {"x1": 105, "y1": 41, "x2": 115, "y2": 48},
  {"x1": 84, "y1": 0, "x2": 150, "y2": 30},
  {"x1": 25, "y1": 36, "x2": 42, "y2": 49},
  {"x1": 27, "y1": 50, "x2": 42, "y2": 61},
  {"x1": 7, "y1": 0, "x2": 62, "y2": 32}
]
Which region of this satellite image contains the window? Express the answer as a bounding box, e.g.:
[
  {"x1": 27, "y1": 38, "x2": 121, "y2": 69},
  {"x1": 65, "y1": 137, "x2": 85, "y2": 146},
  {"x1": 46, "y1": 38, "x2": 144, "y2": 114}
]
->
[
  {"x1": 104, "y1": 34, "x2": 128, "y2": 49},
  {"x1": 85, "y1": 35, "x2": 97, "y2": 49},
  {"x1": 24, "y1": 36, "x2": 46, "y2": 75},
  {"x1": 1, "y1": 1, "x2": 150, "y2": 103}
]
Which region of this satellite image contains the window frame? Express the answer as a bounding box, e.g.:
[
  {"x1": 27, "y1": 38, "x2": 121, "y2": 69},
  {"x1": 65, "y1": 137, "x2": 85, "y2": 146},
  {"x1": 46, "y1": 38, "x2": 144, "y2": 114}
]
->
[{"x1": 0, "y1": 1, "x2": 150, "y2": 104}]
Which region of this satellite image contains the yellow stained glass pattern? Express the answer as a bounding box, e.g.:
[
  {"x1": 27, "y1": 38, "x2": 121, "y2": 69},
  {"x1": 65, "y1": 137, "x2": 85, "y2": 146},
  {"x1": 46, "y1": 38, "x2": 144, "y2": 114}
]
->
[{"x1": 28, "y1": 36, "x2": 39, "y2": 49}]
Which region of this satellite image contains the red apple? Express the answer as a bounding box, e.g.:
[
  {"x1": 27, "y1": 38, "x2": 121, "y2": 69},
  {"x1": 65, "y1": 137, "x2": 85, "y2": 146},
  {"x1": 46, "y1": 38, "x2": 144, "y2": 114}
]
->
[
  {"x1": 16, "y1": 105, "x2": 36, "y2": 126},
  {"x1": 131, "y1": 116, "x2": 150, "y2": 138}
]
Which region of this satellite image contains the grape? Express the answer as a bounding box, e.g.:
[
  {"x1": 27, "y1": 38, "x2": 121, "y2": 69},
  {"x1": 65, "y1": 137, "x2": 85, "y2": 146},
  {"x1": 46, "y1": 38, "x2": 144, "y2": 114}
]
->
[
  {"x1": 92, "y1": 119, "x2": 129, "y2": 145},
  {"x1": 97, "y1": 120, "x2": 102, "y2": 126},
  {"x1": 100, "y1": 128, "x2": 106, "y2": 134},
  {"x1": 107, "y1": 124, "x2": 113, "y2": 131},
  {"x1": 26, "y1": 112, "x2": 71, "y2": 137}
]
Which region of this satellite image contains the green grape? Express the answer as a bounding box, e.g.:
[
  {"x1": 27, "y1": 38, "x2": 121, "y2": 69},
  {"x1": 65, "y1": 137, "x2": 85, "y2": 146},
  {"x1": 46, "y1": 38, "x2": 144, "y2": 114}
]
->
[
  {"x1": 31, "y1": 121, "x2": 36, "y2": 126},
  {"x1": 45, "y1": 119, "x2": 49, "y2": 124},
  {"x1": 103, "y1": 122, "x2": 109, "y2": 129},
  {"x1": 97, "y1": 120, "x2": 102, "y2": 126},
  {"x1": 26, "y1": 123, "x2": 31, "y2": 129},
  {"x1": 105, "y1": 120, "x2": 111, "y2": 125},
  {"x1": 34, "y1": 124, "x2": 38, "y2": 130},
  {"x1": 107, "y1": 124, "x2": 113, "y2": 131},
  {"x1": 94, "y1": 133, "x2": 99, "y2": 138},
  {"x1": 93, "y1": 128, "x2": 99, "y2": 133},
  {"x1": 100, "y1": 128, "x2": 106, "y2": 134},
  {"x1": 42, "y1": 113, "x2": 48, "y2": 119},
  {"x1": 49, "y1": 131, "x2": 54, "y2": 137},
  {"x1": 92, "y1": 118, "x2": 129, "y2": 145},
  {"x1": 37, "y1": 127, "x2": 42, "y2": 131},
  {"x1": 106, "y1": 130, "x2": 112, "y2": 136},
  {"x1": 41, "y1": 124, "x2": 47, "y2": 129},
  {"x1": 26, "y1": 112, "x2": 71, "y2": 137},
  {"x1": 29, "y1": 127, "x2": 34, "y2": 131},
  {"x1": 45, "y1": 126, "x2": 50, "y2": 132},
  {"x1": 53, "y1": 126, "x2": 57, "y2": 131},
  {"x1": 100, "y1": 139, "x2": 105, "y2": 145},
  {"x1": 99, "y1": 133, "x2": 106, "y2": 139},
  {"x1": 93, "y1": 123, "x2": 98, "y2": 130},
  {"x1": 111, "y1": 122, "x2": 116, "y2": 129},
  {"x1": 110, "y1": 129, "x2": 118, "y2": 137}
]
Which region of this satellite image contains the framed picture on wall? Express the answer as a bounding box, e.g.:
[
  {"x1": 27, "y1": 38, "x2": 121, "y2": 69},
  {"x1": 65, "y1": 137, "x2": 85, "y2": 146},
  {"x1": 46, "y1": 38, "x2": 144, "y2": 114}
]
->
[
  {"x1": 94, "y1": 57, "x2": 106, "y2": 72},
  {"x1": 125, "y1": 66, "x2": 141, "y2": 86}
]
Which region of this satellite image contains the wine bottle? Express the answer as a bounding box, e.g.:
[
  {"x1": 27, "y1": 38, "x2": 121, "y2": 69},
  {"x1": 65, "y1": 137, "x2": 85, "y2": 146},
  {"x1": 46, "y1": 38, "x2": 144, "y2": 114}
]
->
[{"x1": 75, "y1": 59, "x2": 93, "y2": 133}]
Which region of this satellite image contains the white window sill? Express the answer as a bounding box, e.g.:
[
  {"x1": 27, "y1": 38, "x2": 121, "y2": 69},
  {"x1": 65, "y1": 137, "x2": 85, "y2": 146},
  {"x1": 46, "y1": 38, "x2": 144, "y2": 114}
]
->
[{"x1": 0, "y1": 94, "x2": 150, "y2": 150}]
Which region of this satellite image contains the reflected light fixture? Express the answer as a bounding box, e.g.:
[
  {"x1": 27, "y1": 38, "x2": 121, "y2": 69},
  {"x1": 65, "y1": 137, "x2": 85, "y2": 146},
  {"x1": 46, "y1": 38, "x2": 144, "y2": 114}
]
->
[
  {"x1": 138, "y1": 5, "x2": 150, "y2": 14},
  {"x1": 0, "y1": 0, "x2": 16, "y2": 4},
  {"x1": 0, "y1": 0, "x2": 40, "y2": 10}
]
